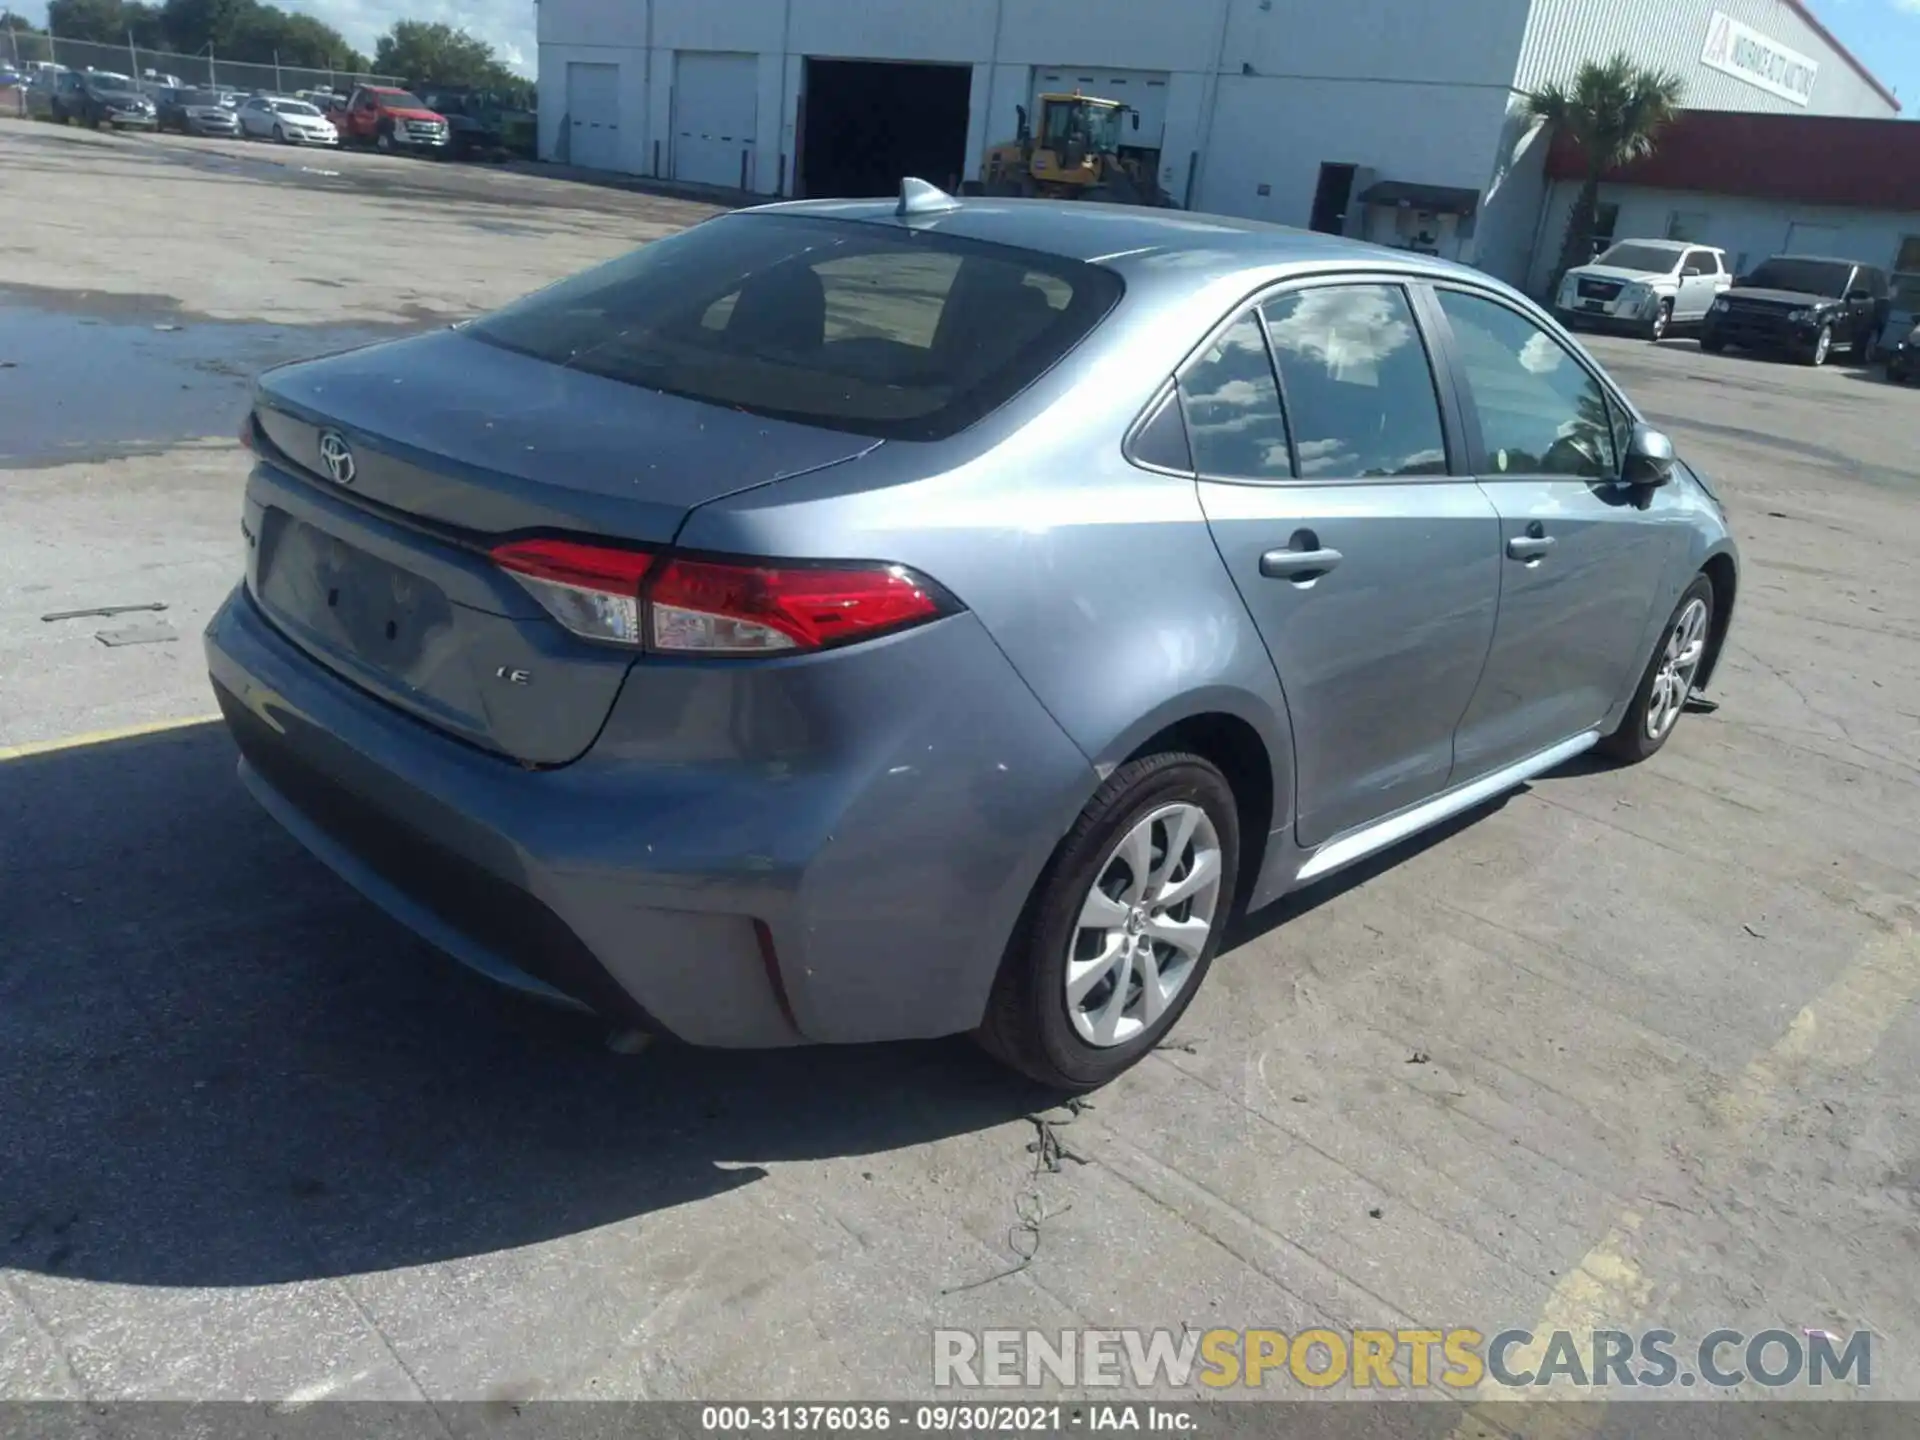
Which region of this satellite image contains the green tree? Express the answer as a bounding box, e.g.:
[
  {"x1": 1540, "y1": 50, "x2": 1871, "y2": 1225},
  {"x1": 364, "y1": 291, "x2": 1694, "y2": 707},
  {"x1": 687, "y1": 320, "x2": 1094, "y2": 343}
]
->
[
  {"x1": 46, "y1": 0, "x2": 126, "y2": 42},
  {"x1": 156, "y1": 0, "x2": 361, "y2": 68},
  {"x1": 2, "y1": 7, "x2": 54, "y2": 62},
  {"x1": 373, "y1": 20, "x2": 514, "y2": 88},
  {"x1": 1525, "y1": 53, "x2": 1686, "y2": 288}
]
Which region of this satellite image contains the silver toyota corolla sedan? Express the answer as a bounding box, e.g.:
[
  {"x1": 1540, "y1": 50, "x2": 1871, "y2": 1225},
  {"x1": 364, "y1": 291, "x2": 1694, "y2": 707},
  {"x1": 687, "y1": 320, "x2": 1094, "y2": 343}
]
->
[{"x1": 206, "y1": 182, "x2": 1739, "y2": 1090}]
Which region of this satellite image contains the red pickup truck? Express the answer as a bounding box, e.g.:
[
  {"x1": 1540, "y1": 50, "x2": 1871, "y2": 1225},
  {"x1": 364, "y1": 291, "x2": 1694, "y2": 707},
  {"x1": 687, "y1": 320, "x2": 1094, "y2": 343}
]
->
[{"x1": 329, "y1": 84, "x2": 450, "y2": 155}]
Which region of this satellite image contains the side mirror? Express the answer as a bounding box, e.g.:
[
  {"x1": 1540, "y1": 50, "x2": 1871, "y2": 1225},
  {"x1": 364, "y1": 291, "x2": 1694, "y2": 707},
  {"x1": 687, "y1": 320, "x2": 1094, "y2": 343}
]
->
[{"x1": 1622, "y1": 424, "x2": 1676, "y2": 488}]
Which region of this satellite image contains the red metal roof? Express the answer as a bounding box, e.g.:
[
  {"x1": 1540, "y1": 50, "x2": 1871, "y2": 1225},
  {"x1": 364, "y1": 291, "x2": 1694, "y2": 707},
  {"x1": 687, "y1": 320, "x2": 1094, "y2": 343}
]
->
[{"x1": 1544, "y1": 109, "x2": 1920, "y2": 211}]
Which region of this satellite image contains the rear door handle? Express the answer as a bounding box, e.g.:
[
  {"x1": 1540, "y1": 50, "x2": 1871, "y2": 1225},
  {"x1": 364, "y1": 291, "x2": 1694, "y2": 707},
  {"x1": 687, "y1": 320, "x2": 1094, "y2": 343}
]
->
[
  {"x1": 1507, "y1": 535, "x2": 1556, "y2": 560},
  {"x1": 1260, "y1": 547, "x2": 1343, "y2": 580}
]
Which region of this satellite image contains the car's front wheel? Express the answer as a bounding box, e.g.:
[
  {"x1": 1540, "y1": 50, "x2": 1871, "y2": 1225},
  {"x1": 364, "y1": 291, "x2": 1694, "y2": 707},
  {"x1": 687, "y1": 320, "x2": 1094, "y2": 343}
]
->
[
  {"x1": 1700, "y1": 330, "x2": 1725, "y2": 354},
  {"x1": 1601, "y1": 573, "x2": 1714, "y2": 765},
  {"x1": 976, "y1": 752, "x2": 1240, "y2": 1091},
  {"x1": 1648, "y1": 299, "x2": 1672, "y2": 342},
  {"x1": 1804, "y1": 324, "x2": 1833, "y2": 366}
]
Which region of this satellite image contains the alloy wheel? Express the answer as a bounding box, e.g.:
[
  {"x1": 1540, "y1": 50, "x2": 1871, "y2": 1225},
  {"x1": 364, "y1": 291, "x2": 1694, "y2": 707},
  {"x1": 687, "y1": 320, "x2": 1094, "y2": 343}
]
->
[
  {"x1": 1645, "y1": 597, "x2": 1709, "y2": 741},
  {"x1": 1813, "y1": 327, "x2": 1831, "y2": 366},
  {"x1": 1065, "y1": 802, "x2": 1222, "y2": 1048}
]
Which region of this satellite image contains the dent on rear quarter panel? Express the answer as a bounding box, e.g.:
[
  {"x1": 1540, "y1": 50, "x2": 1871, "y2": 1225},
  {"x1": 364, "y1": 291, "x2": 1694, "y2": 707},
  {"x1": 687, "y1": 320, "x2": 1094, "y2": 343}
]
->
[
  {"x1": 676, "y1": 404, "x2": 1298, "y2": 907},
  {"x1": 576, "y1": 612, "x2": 1097, "y2": 1043}
]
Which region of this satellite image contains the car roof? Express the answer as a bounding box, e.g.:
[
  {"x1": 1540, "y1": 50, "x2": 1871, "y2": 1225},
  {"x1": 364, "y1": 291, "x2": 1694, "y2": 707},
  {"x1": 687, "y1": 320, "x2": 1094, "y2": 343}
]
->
[
  {"x1": 743, "y1": 194, "x2": 1495, "y2": 292},
  {"x1": 1763, "y1": 253, "x2": 1860, "y2": 265}
]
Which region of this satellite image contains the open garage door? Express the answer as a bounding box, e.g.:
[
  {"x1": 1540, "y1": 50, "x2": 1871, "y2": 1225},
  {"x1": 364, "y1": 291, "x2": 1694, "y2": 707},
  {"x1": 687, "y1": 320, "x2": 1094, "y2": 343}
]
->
[
  {"x1": 798, "y1": 59, "x2": 971, "y2": 199},
  {"x1": 565, "y1": 62, "x2": 620, "y2": 172},
  {"x1": 1031, "y1": 67, "x2": 1169, "y2": 151},
  {"x1": 674, "y1": 52, "x2": 758, "y2": 190}
]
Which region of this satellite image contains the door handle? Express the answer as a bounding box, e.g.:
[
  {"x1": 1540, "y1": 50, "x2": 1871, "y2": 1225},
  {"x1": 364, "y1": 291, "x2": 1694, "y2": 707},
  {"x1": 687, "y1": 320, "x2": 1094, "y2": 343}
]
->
[
  {"x1": 1507, "y1": 535, "x2": 1556, "y2": 560},
  {"x1": 1260, "y1": 547, "x2": 1343, "y2": 580}
]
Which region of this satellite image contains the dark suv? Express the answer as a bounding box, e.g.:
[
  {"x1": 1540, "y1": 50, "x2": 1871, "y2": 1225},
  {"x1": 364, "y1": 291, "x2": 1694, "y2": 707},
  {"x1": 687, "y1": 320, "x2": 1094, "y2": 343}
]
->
[
  {"x1": 39, "y1": 69, "x2": 158, "y2": 130},
  {"x1": 1700, "y1": 255, "x2": 1890, "y2": 366}
]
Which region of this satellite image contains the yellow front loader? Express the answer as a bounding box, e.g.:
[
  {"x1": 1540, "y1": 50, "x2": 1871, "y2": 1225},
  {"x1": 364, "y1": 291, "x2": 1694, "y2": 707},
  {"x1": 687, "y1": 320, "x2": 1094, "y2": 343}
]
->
[{"x1": 979, "y1": 92, "x2": 1174, "y2": 207}]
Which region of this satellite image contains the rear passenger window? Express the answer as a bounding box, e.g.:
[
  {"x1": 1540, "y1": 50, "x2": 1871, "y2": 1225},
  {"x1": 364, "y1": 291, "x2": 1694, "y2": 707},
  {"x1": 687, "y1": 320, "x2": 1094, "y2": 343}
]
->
[
  {"x1": 1436, "y1": 290, "x2": 1616, "y2": 480},
  {"x1": 1178, "y1": 313, "x2": 1292, "y2": 480},
  {"x1": 1260, "y1": 284, "x2": 1448, "y2": 479}
]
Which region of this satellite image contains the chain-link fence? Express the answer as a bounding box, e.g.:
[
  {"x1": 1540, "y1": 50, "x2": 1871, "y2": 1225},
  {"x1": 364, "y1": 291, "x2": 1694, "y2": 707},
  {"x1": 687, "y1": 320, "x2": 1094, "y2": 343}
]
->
[{"x1": 4, "y1": 29, "x2": 400, "y2": 101}]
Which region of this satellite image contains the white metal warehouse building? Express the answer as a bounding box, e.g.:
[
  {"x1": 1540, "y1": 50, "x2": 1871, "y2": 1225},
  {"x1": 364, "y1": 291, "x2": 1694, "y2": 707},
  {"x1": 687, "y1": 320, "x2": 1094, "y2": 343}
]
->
[{"x1": 536, "y1": 0, "x2": 1899, "y2": 287}]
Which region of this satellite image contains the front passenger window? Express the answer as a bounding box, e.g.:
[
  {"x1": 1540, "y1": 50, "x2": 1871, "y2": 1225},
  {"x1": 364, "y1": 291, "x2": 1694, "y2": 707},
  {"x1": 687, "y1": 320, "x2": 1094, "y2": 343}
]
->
[{"x1": 1435, "y1": 290, "x2": 1617, "y2": 480}]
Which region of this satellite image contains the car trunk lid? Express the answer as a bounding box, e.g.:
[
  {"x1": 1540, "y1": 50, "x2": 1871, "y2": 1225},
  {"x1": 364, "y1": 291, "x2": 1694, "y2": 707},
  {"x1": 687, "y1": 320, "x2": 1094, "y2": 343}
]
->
[{"x1": 245, "y1": 329, "x2": 879, "y2": 764}]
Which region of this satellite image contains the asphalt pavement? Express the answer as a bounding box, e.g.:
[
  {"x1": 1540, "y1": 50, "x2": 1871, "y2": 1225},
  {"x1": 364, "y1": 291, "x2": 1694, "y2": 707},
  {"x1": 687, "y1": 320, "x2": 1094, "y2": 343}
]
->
[{"x1": 2, "y1": 118, "x2": 1918, "y2": 1410}]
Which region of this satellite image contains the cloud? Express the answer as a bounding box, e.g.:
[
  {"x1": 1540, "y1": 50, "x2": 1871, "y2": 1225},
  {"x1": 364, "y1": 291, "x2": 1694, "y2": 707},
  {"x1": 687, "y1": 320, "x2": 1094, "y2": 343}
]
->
[{"x1": 280, "y1": 0, "x2": 535, "y2": 74}]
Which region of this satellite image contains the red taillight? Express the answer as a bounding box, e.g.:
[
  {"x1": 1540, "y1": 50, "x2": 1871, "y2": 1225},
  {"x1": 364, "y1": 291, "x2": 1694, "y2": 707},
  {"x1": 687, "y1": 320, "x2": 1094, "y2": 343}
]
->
[
  {"x1": 647, "y1": 558, "x2": 943, "y2": 654},
  {"x1": 488, "y1": 538, "x2": 949, "y2": 654},
  {"x1": 491, "y1": 538, "x2": 656, "y2": 646}
]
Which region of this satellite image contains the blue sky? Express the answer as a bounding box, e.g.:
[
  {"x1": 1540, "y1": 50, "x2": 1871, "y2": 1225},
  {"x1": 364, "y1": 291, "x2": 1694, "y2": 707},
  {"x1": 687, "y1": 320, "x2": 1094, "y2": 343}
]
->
[
  {"x1": 7, "y1": 0, "x2": 1915, "y2": 108},
  {"x1": 1813, "y1": 0, "x2": 1920, "y2": 110}
]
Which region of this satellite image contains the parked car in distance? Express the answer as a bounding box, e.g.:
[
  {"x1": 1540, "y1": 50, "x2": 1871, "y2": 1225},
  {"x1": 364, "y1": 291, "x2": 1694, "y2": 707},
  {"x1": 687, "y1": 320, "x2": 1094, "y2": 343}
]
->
[
  {"x1": 1555, "y1": 239, "x2": 1733, "y2": 342},
  {"x1": 207, "y1": 184, "x2": 1740, "y2": 1089},
  {"x1": 39, "y1": 69, "x2": 157, "y2": 129},
  {"x1": 331, "y1": 84, "x2": 449, "y2": 153},
  {"x1": 157, "y1": 86, "x2": 241, "y2": 136},
  {"x1": 1701, "y1": 255, "x2": 1890, "y2": 366},
  {"x1": 1887, "y1": 321, "x2": 1920, "y2": 384},
  {"x1": 237, "y1": 94, "x2": 340, "y2": 145},
  {"x1": 414, "y1": 84, "x2": 537, "y2": 160}
]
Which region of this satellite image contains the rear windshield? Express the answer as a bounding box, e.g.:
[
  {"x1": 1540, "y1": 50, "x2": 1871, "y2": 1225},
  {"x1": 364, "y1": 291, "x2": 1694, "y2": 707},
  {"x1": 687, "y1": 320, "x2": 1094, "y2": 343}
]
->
[
  {"x1": 1593, "y1": 242, "x2": 1681, "y2": 273},
  {"x1": 1744, "y1": 258, "x2": 1852, "y2": 296},
  {"x1": 470, "y1": 214, "x2": 1122, "y2": 441}
]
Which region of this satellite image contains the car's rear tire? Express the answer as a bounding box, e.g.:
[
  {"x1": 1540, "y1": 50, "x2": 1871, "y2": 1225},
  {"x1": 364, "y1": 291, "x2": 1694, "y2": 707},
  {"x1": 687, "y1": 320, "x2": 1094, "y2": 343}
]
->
[
  {"x1": 273, "y1": 123, "x2": 286, "y2": 143},
  {"x1": 1600, "y1": 573, "x2": 1715, "y2": 765},
  {"x1": 975, "y1": 752, "x2": 1240, "y2": 1092}
]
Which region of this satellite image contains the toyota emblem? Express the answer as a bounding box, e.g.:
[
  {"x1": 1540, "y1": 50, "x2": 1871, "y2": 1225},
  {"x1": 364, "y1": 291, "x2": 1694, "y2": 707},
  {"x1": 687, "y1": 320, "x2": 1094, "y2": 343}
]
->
[{"x1": 317, "y1": 430, "x2": 356, "y2": 485}]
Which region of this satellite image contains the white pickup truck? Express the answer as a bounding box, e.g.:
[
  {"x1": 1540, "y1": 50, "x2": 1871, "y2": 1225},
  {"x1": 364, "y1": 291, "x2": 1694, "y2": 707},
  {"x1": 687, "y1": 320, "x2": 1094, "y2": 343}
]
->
[{"x1": 1554, "y1": 239, "x2": 1734, "y2": 342}]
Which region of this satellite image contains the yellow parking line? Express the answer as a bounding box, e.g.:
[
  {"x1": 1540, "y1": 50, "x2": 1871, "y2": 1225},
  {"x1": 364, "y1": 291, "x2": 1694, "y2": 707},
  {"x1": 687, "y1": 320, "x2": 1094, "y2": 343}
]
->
[
  {"x1": 1451, "y1": 922, "x2": 1920, "y2": 1433},
  {"x1": 0, "y1": 713, "x2": 221, "y2": 762}
]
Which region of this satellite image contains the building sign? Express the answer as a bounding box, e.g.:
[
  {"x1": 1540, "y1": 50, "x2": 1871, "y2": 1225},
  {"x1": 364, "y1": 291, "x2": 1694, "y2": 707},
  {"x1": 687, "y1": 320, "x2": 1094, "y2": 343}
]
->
[{"x1": 1701, "y1": 10, "x2": 1819, "y2": 107}]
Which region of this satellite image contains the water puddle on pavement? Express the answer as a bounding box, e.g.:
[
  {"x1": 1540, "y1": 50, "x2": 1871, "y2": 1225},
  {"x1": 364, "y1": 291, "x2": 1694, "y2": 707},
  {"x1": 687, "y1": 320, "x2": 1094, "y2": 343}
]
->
[{"x1": 0, "y1": 288, "x2": 421, "y2": 466}]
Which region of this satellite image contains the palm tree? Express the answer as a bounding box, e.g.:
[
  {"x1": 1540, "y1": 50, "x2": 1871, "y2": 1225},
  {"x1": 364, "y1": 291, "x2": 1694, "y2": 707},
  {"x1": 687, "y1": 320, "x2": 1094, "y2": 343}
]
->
[{"x1": 1526, "y1": 53, "x2": 1686, "y2": 289}]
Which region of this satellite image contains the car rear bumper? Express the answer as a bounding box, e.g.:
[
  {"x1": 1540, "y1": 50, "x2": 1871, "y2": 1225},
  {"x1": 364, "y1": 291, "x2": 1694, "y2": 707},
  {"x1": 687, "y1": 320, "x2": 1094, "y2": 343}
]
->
[{"x1": 204, "y1": 584, "x2": 1094, "y2": 1047}]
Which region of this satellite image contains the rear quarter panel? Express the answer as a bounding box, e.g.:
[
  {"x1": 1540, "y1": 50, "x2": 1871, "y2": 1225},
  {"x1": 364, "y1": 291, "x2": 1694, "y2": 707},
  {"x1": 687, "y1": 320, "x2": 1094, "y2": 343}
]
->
[{"x1": 674, "y1": 275, "x2": 1299, "y2": 906}]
